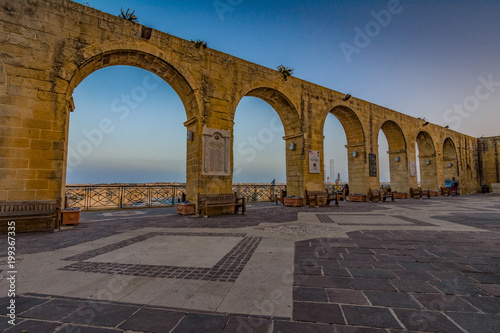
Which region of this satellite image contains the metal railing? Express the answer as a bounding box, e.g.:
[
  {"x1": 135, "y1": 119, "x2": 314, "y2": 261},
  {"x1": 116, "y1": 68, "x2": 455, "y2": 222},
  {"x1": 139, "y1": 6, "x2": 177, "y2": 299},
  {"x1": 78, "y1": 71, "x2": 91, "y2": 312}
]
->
[{"x1": 65, "y1": 183, "x2": 287, "y2": 211}]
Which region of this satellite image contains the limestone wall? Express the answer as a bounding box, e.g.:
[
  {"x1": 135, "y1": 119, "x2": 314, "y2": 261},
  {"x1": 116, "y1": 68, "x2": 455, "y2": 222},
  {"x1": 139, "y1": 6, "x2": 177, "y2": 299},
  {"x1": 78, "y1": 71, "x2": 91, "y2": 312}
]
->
[{"x1": 479, "y1": 136, "x2": 500, "y2": 190}]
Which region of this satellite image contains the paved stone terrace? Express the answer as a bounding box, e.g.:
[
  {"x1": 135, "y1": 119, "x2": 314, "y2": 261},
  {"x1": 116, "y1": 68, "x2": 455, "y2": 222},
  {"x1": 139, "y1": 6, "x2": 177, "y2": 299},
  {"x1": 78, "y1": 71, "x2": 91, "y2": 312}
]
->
[{"x1": 1, "y1": 195, "x2": 499, "y2": 332}]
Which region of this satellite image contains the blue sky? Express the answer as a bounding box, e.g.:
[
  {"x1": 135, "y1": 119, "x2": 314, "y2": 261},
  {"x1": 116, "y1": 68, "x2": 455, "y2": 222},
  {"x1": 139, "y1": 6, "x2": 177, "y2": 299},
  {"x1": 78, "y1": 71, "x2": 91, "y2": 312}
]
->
[{"x1": 67, "y1": 0, "x2": 500, "y2": 184}]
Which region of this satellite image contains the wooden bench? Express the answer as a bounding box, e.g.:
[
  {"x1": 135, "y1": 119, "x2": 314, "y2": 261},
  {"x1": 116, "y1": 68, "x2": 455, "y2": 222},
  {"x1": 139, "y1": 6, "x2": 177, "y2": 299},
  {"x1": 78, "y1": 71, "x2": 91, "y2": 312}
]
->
[
  {"x1": 197, "y1": 193, "x2": 245, "y2": 218},
  {"x1": 421, "y1": 189, "x2": 431, "y2": 198},
  {"x1": 305, "y1": 190, "x2": 339, "y2": 207},
  {"x1": 275, "y1": 189, "x2": 287, "y2": 205},
  {"x1": 441, "y1": 187, "x2": 451, "y2": 197},
  {"x1": 368, "y1": 189, "x2": 394, "y2": 202},
  {"x1": 1, "y1": 200, "x2": 60, "y2": 232},
  {"x1": 335, "y1": 187, "x2": 348, "y2": 201}
]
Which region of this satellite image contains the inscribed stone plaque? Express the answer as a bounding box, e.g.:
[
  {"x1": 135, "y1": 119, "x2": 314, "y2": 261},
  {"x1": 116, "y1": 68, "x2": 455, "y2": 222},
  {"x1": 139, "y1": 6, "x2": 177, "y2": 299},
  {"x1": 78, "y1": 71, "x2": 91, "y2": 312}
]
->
[
  {"x1": 369, "y1": 153, "x2": 377, "y2": 177},
  {"x1": 309, "y1": 150, "x2": 321, "y2": 174},
  {"x1": 202, "y1": 127, "x2": 231, "y2": 176},
  {"x1": 410, "y1": 161, "x2": 416, "y2": 177}
]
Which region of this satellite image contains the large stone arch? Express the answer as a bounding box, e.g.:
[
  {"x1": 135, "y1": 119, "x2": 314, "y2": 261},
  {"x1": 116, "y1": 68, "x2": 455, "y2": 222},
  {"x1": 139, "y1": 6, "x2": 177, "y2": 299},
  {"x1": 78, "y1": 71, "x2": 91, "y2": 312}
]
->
[
  {"x1": 321, "y1": 105, "x2": 366, "y2": 194},
  {"x1": 57, "y1": 45, "x2": 201, "y2": 201},
  {"x1": 415, "y1": 131, "x2": 439, "y2": 191},
  {"x1": 442, "y1": 137, "x2": 459, "y2": 185},
  {"x1": 379, "y1": 120, "x2": 408, "y2": 192},
  {"x1": 231, "y1": 86, "x2": 303, "y2": 196}
]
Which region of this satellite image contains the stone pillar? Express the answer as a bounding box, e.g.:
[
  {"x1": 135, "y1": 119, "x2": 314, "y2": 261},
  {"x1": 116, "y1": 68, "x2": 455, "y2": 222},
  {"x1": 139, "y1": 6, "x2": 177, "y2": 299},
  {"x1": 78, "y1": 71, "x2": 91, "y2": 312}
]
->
[
  {"x1": 387, "y1": 150, "x2": 409, "y2": 193},
  {"x1": 346, "y1": 143, "x2": 368, "y2": 195},
  {"x1": 284, "y1": 133, "x2": 305, "y2": 197},
  {"x1": 184, "y1": 117, "x2": 200, "y2": 202},
  {"x1": 419, "y1": 155, "x2": 439, "y2": 191}
]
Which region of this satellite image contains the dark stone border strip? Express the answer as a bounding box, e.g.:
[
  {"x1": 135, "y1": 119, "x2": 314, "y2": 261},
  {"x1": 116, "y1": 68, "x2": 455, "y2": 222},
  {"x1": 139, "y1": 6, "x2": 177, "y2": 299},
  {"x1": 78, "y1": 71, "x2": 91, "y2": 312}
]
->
[{"x1": 59, "y1": 236, "x2": 262, "y2": 282}]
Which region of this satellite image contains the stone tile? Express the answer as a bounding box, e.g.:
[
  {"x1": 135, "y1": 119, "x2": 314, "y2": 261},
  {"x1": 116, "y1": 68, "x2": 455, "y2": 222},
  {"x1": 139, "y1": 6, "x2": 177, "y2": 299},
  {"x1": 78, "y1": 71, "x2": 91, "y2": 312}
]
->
[
  {"x1": 60, "y1": 325, "x2": 121, "y2": 333},
  {"x1": 10, "y1": 296, "x2": 50, "y2": 314},
  {"x1": 62, "y1": 302, "x2": 139, "y2": 326},
  {"x1": 223, "y1": 316, "x2": 272, "y2": 333},
  {"x1": 364, "y1": 291, "x2": 422, "y2": 309},
  {"x1": 391, "y1": 269, "x2": 436, "y2": 281},
  {"x1": 171, "y1": 313, "x2": 227, "y2": 333},
  {"x1": 273, "y1": 320, "x2": 334, "y2": 333},
  {"x1": 293, "y1": 287, "x2": 328, "y2": 302},
  {"x1": 315, "y1": 259, "x2": 341, "y2": 267},
  {"x1": 341, "y1": 254, "x2": 377, "y2": 262},
  {"x1": 323, "y1": 267, "x2": 351, "y2": 277},
  {"x1": 412, "y1": 294, "x2": 477, "y2": 312},
  {"x1": 4, "y1": 320, "x2": 61, "y2": 332},
  {"x1": 397, "y1": 262, "x2": 439, "y2": 271},
  {"x1": 293, "y1": 301, "x2": 344, "y2": 324},
  {"x1": 339, "y1": 261, "x2": 373, "y2": 269},
  {"x1": 475, "y1": 283, "x2": 500, "y2": 296},
  {"x1": 375, "y1": 255, "x2": 413, "y2": 263},
  {"x1": 431, "y1": 280, "x2": 484, "y2": 296},
  {"x1": 446, "y1": 312, "x2": 500, "y2": 333},
  {"x1": 326, "y1": 289, "x2": 370, "y2": 305},
  {"x1": 342, "y1": 305, "x2": 402, "y2": 329},
  {"x1": 348, "y1": 269, "x2": 397, "y2": 279},
  {"x1": 334, "y1": 325, "x2": 388, "y2": 333},
  {"x1": 390, "y1": 280, "x2": 439, "y2": 293},
  {"x1": 294, "y1": 265, "x2": 322, "y2": 275},
  {"x1": 20, "y1": 299, "x2": 87, "y2": 321},
  {"x1": 393, "y1": 309, "x2": 462, "y2": 333},
  {"x1": 370, "y1": 262, "x2": 401, "y2": 270},
  {"x1": 466, "y1": 273, "x2": 500, "y2": 284},
  {"x1": 349, "y1": 278, "x2": 397, "y2": 292},
  {"x1": 295, "y1": 275, "x2": 351, "y2": 289},
  {"x1": 118, "y1": 308, "x2": 185, "y2": 332},
  {"x1": 463, "y1": 296, "x2": 500, "y2": 314}
]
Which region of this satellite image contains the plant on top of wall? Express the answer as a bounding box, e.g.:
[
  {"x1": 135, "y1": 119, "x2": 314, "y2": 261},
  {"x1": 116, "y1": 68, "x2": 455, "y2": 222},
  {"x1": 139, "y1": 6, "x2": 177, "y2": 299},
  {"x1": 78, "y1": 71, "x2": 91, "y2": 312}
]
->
[
  {"x1": 277, "y1": 65, "x2": 294, "y2": 81},
  {"x1": 119, "y1": 8, "x2": 139, "y2": 23},
  {"x1": 191, "y1": 40, "x2": 208, "y2": 49}
]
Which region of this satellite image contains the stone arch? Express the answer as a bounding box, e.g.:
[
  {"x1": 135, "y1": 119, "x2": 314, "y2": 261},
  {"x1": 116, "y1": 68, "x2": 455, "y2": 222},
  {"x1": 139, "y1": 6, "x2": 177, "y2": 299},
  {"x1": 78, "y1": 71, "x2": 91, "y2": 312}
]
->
[
  {"x1": 232, "y1": 87, "x2": 303, "y2": 196},
  {"x1": 60, "y1": 47, "x2": 199, "y2": 120},
  {"x1": 379, "y1": 120, "x2": 408, "y2": 192},
  {"x1": 415, "y1": 131, "x2": 439, "y2": 191},
  {"x1": 442, "y1": 138, "x2": 459, "y2": 184},
  {"x1": 321, "y1": 105, "x2": 366, "y2": 194},
  {"x1": 57, "y1": 44, "x2": 201, "y2": 200}
]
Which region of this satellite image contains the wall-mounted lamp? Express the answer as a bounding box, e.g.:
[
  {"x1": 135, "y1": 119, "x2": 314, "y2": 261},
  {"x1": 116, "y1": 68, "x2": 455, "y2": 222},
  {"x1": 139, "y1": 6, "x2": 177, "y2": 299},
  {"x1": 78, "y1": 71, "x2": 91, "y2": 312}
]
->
[
  {"x1": 343, "y1": 94, "x2": 351, "y2": 101},
  {"x1": 448, "y1": 163, "x2": 452, "y2": 168},
  {"x1": 426, "y1": 160, "x2": 430, "y2": 165},
  {"x1": 289, "y1": 142, "x2": 295, "y2": 151},
  {"x1": 395, "y1": 156, "x2": 400, "y2": 162},
  {"x1": 423, "y1": 122, "x2": 430, "y2": 126},
  {"x1": 187, "y1": 131, "x2": 194, "y2": 141},
  {"x1": 352, "y1": 151, "x2": 357, "y2": 157}
]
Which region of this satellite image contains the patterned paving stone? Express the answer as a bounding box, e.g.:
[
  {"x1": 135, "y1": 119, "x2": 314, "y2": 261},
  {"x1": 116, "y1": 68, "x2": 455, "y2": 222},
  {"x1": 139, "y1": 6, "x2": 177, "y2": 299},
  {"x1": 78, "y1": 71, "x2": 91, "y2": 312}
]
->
[
  {"x1": 326, "y1": 289, "x2": 370, "y2": 305},
  {"x1": 349, "y1": 278, "x2": 398, "y2": 292},
  {"x1": 476, "y1": 284, "x2": 500, "y2": 296},
  {"x1": 223, "y1": 316, "x2": 273, "y2": 333},
  {"x1": 171, "y1": 313, "x2": 228, "y2": 333},
  {"x1": 364, "y1": 291, "x2": 422, "y2": 309},
  {"x1": 59, "y1": 325, "x2": 121, "y2": 333},
  {"x1": 62, "y1": 303, "x2": 139, "y2": 327},
  {"x1": 389, "y1": 280, "x2": 440, "y2": 294},
  {"x1": 342, "y1": 305, "x2": 402, "y2": 329},
  {"x1": 20, "y1": 299, "x2": 87, "y2": 321},
  {"x1": 293, "y1": 287, "x2": 328, "y2": 302},
  {"x1": 118, "y1": 308, "x2": 184, "y2": 332},
  {"x1": 3, "y1": 319, "x2": 61, "y2": 332},
  {"x1": 393, "y1": 309, "x2": 462, "y2": 333},
  {"x1": 334, "y1": 325, "x2": 389, "y2": 333},
  {"x1": 446, "y1": 312, "x2": 500, "y2": 333},
  {"x1": 348, "y1": 268, "x2": 397, "y2": 279},
  {"x1": 294, "y1": 275, "x2": 351, "y2": 289},
  {"x1": 273, "y1": 320, "x2": 335, "y2": 333},
  {"x1": 463, "y1": 296, "x2": 500, "y2": 314},
  {"x1": 412, "y1": 294, "x2": 477, "y2": 312},
  {"x1": 293, "y1": 301, "x2": 344, "y2": 324}
]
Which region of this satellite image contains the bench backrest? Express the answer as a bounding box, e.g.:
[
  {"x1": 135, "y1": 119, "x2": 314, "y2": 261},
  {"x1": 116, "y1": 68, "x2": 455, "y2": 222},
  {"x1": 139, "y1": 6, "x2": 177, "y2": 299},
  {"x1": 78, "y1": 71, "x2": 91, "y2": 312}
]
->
[
  {"x1": 305, "y1": 190, "x2": 328, "y2": 198},
  {"x1": 197, "y1": 193, "x2": 237, "y2": 204},
  {"x1": 369, "y1": 189, "x2": 384, "y2": 195},
  {"x1": 0, "y1": 200, "x2": 58, "y2": 217}
]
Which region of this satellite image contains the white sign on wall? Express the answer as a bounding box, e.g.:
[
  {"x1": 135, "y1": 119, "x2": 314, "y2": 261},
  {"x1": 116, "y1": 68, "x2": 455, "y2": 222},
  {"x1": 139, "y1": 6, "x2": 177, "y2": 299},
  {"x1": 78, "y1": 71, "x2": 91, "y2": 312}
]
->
[
  {"x1": 309, "y1": 150, "x2": 321, "y2": 174},
  {"x1": 410, "y1": 161, "x2": 416, "y2": 177}
]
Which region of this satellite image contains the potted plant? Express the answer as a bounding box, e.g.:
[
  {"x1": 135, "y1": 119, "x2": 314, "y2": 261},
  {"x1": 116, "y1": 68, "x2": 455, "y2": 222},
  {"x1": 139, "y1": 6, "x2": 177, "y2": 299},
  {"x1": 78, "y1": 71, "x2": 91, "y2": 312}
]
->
[
  {"x1": 393, "y1": 192, "x2": 408, "y2": 199},
  {"x1": 177, "y1": 201, "x2": 195, "y2": 215},
  {"x1": 348, "y1": 193, "x2": 366, "y2": 202},
  {"x1": 61, "y1": 207, "x2": 81, "y2": 226}
]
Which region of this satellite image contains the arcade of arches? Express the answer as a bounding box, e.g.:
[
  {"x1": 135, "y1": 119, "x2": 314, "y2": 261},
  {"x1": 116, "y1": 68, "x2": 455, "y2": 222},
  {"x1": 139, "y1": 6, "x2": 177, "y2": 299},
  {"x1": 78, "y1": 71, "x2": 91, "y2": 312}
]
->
[{"x1": 0, "y1": 0, "x2": 497, "y2": 231}]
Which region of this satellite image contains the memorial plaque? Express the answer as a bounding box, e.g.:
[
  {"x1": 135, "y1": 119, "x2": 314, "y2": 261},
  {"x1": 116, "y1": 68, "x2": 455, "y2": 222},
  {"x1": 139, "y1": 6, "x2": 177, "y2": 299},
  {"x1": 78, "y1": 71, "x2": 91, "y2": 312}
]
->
[
  {"x1": 309, "y1": 150, "x2": 321, "y2": 174},
  {"x1": 202, "y1": 127, "x2": 231, "y2": 176},
  {"x1": 369, "y1": 153, "x2": 377, "y2": 177},
  {"x1": 410, "y1": 161, "x2": 416, "y2": 177}
]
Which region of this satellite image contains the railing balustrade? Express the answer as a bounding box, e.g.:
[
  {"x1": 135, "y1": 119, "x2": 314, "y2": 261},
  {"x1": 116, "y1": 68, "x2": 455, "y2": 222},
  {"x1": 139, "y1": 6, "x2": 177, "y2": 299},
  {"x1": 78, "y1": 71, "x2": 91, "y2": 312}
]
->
[{"x1": 66, "y1": 183, "x2": 288, "y2": 211}]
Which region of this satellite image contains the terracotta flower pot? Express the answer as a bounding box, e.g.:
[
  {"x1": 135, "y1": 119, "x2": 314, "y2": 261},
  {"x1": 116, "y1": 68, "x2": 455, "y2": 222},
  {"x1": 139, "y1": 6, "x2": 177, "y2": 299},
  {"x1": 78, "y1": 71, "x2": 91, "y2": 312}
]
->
[
  {"x1": 61, "y1": 209, "x2": 81, "y2": 226},
  {"x1": 393, "y1": 192, "x2": 408, "y2": 199},
  {"x1": 177, "y1": 203, "x2": 195, "y2": 215},
  {"x1": 349, "y1": 194, "x2": 366, "y2": 202},
  {"x1": 284, "y1": 197, "x2": 303, "y2": 207}
]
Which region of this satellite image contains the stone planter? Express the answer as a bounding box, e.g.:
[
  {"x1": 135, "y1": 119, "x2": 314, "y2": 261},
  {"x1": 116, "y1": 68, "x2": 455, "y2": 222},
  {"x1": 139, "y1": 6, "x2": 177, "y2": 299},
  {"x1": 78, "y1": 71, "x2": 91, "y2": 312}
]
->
[
  {"x1": 61, "y1": 209, "x2": 81, "y2": 226},
  {"x1": 177, "y1": 203, "x2": 195, "y2": 215},
  {"x1": 284, "y1": 197, "x2": 303, "y2": 207},
  {"x1": 393, "y1": 192, "x2": 408, "y2": 199},
  {"x1": 349, "y1": 194, "x2": 366, "y2": 202},
  {"x1": 429, "y1": 191, "x2": 438, "y2": 197}
]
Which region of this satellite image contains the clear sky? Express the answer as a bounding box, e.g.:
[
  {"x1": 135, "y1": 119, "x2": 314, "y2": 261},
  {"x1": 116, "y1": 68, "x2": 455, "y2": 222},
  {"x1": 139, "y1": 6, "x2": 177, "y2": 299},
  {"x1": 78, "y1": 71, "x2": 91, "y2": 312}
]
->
[{"x1": 67, "y1": 0, "x2": 500, "y2": 185}]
